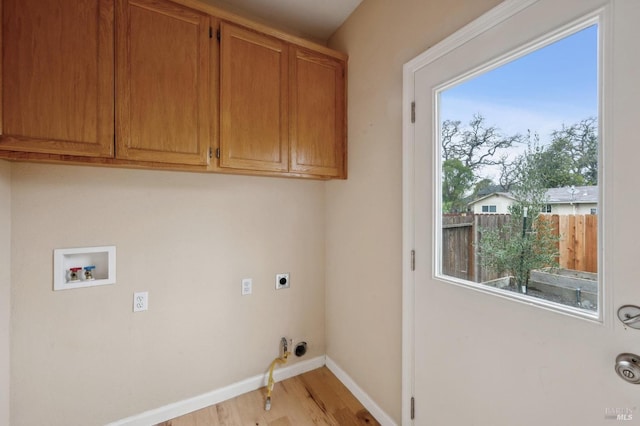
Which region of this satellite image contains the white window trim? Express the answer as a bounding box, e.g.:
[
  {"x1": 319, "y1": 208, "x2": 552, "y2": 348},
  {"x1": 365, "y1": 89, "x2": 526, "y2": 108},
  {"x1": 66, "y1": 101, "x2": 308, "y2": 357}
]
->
[{"x1": 431, "y1": 13, "x2": 602, "y2": 319}]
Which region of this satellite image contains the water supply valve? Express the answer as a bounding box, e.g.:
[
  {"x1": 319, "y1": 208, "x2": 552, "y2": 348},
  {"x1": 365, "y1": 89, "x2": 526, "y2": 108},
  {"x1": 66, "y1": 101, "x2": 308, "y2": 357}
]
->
[
  {"x1": 83, "y1": 265, "x2": 96, "y2": 280},
  {"x1": 68, "y1": 267, "x2": 82, "y2": 282}
]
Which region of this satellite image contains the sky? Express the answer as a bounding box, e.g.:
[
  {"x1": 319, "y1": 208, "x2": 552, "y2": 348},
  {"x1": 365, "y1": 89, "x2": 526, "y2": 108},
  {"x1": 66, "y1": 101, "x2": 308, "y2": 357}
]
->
[{"x1": 439, "y1": 24, "x2": 599, "y2": 172}]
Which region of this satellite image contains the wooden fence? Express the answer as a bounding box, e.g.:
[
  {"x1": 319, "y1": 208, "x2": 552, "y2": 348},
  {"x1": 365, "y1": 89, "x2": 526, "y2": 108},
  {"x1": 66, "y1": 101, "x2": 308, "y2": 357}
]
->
[
  {"x1": 551, "y1": 214, "x2": 598, "y2": 273},
  {"x1": 442, "y1": 213, "x2": 598, "y2": 282}
]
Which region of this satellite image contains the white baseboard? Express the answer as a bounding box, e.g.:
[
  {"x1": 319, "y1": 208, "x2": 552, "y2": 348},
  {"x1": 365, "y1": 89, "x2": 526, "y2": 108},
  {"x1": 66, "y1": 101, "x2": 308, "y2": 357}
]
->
[
  {"x1": 325, "y1": 356, "x2": 397, "y2": 426},
  {"x1": 107, "y1": 355, "x2": 395, "y2": 426},
  {"x1": 106, "y1": 355, "x2": 325, "y2": 426}
]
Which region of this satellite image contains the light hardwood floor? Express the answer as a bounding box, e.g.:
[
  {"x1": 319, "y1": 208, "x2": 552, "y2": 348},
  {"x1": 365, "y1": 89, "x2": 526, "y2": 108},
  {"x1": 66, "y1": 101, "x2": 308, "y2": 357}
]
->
[{"x1": 158, "y1": 367, "x2": 380, "y2": 426}]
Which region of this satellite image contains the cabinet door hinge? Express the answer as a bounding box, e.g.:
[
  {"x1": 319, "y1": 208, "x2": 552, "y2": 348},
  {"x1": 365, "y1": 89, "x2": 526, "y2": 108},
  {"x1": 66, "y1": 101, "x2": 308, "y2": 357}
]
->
[
  {"x1": 215, "y1": 147, "x2": 221, "y2": 159},
  {"x1": 411, "y1": 396, "x2": 415, "y2": 420},
  {"x1": 208, "y1": 147, "x2": 213, "y2": 159},
  {"x1": 216, "y1": 29, "x2": 221, "y2": 42},
  {"x1": 411, "y1": 102, "x2": 416, "y2": 124},
  {"x1": 411, "y1": 250, "x2": 415, "y2": 271}
]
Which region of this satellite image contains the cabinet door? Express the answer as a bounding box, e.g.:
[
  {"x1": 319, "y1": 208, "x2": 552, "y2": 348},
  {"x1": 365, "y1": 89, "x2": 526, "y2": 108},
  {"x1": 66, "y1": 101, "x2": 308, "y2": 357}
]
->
[
  {"x1": 219, "y1": 23, "x2": 288, "y2": 172},
  {"x1": 290, "y1": 47, "x2": 346, "y2": 178},
  {"x1": 116, "y1": 0, "x2": 211, "y2": 165},
  {"x1": 1, "y1": 0, "x2": 114, "y2": 157}
]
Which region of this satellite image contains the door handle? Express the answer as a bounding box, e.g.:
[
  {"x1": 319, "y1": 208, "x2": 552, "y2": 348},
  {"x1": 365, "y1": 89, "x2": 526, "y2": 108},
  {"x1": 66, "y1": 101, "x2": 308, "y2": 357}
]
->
[
  {"x1": 617, "y1": 305, "x2": 640, "y2": 329},
  {"x1": 622, "y1": 314, "x2": 640, "y2": 326},
  {"x1": 615, "y1": 353, "x2": 640, "y2": 384}
]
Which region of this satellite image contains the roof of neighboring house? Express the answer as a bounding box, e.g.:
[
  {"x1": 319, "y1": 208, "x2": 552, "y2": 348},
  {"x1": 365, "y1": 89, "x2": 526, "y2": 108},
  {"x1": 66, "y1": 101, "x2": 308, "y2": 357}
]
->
[
  {"x1": 466, "y1": 185, "x2": 598, "y2": 207},
  {"x1": 467, "y1": 192, "x2": 516, "y2": 206},
  {"x1": 476, "y1": 184, "x2": 507, "y2": 198},
  {"x1": 544, "y1": 185, "x2": 598, "y2": 204}
]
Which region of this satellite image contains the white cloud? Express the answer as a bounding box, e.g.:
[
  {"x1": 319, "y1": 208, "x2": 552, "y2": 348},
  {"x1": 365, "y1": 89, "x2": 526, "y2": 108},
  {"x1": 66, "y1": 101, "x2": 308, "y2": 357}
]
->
[
  {"x1": 440, "y1": 96, "x2": 595, "y2": 144},
  {"x1": 439, "y1": 96, "x2": 597, "y2": 182}
]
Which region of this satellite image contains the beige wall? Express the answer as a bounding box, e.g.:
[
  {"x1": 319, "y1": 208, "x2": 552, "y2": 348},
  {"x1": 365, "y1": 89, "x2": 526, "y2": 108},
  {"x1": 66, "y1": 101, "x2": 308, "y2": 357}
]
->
[
  {"x1": 5, "y1": 1, "x2": 508, "y2": 424},
  {"x1": 10, "y1": 163, "x2": 326, "y2": 425},
  {"x1": 326, "y1": 0, "x2": 503, "y2": 422},
  {"x1": 0, "y1": 161, "x2": 10, "y2": 426}
]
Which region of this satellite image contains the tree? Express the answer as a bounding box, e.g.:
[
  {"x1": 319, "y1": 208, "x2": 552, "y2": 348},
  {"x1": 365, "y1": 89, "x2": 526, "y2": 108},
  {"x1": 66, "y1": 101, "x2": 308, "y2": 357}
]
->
[
  {"x1": 548, "y1": 117, "x2": 598, "y2": 186},
  {"x1": 531, "y1": 141, "x2": 582, "y2": 188},
  {"x1": 442, "y1": 114, "x2": 597, "y2": 215},
  {"x1": 442, "y1": 159, "x2": 474, "y2": 213},
  {"x1": 473, "y1": 178, "x2": 495, "y2": 197},
  {"x1": 523, "y1": 117, "x2": 598, "y2": 189},
  {"x1": 441, "y1": 114, "x2": 521, "y2": 211},
  {"x1": 442, "y1": 114, "x2": 522, "y2": 173},
  {"x1": 478, "y1": 142, "x2": 559, "y2": 292},
  {"x1": 495, "y1": 118, "x2": 598, "y2": 191},
  {"x1": 498, "y1": 158, "x2": 518, "y2": 192}
]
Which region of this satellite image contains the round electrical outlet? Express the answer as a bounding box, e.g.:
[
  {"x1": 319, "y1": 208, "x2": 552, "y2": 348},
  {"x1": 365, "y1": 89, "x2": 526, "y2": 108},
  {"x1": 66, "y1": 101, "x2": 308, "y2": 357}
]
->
[
  {"x1": 275, "y1": 273, "x2": 290, "y2": 290},
  {"x1": 295, "y1": 341, "x2": 307, "y2": 357}
]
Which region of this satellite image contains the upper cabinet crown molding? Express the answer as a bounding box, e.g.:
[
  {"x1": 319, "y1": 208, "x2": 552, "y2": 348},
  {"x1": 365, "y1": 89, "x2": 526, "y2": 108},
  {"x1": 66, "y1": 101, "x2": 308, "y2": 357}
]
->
[{"x1": 169, "y1": 0, "x2": 348, "y2": 61}]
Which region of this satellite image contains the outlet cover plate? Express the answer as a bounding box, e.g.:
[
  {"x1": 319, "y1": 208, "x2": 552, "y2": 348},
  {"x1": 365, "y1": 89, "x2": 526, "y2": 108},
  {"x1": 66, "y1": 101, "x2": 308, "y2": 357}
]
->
[
  {"x1": 133, "y1": 291, "x2": 148, "y2": 312},
  {"x1": 275, "y1": 273, "x2": 290, "y2": 290},
  {"x1": 241, "y1": 278, "x2": 252, "y2": 296}
]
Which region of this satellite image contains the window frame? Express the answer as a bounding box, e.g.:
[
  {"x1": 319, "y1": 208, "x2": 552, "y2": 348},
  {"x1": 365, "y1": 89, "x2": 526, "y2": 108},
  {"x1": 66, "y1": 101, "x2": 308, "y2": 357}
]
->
[{"x1": 433, "y1": 14, "x2": 603, "y2": 321}]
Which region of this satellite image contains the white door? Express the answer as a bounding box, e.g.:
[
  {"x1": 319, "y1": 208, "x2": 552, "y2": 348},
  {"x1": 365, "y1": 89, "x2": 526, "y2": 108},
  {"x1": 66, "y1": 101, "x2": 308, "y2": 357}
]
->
[{"x1": 404, "y1": 0, "x2": 640, "y2": 424}]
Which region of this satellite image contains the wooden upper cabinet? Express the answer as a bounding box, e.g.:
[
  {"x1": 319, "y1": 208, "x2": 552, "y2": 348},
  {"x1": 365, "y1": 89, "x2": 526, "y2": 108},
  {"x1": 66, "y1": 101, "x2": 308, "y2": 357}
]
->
[
  {"x1": 1, "y1": 0, "x2": 115, "y2": 157},
  {"x1": 290, "y1": 47, "x2": 346, "y2": 178},
  {"x1": 219, "y1": 22, "x2": 289, "y2": 172},
  {"x1": 0, "y1": 0, "x2": 346, "y2": 177},
  {"x1": 116, "y1": 0, "x2": 212, "y2": 165}
]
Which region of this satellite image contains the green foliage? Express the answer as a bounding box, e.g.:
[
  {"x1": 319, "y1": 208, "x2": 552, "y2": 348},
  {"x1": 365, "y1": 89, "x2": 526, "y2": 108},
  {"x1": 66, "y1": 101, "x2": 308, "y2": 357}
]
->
[
  {"x1": 478, "y1": 211, "x2": 559, "y2": 288},
  {"x1": 531, "y1": 144, "x2": 584, "y2": 188},
  {"x1": 442, "y1": 159, "x2": 474, "y2": 213},
  {"x1": 550, "y1": 117, "x2": 598, "y2": 185},
  {"x1": 444, "y1": 114, "x2": 597, "y2": 289},
  {"x1": 526, "y1": 117, "x2": 598, "y2": 188},
  {"x1": 510, "y1": 136, "x2": 549, "y2": 210},
  {"x1": 473, "y1": 178, "x2": 495, "y2": 197},
  {"x1": 479, "y1": 142, "x2": 559, "y2": 288}
]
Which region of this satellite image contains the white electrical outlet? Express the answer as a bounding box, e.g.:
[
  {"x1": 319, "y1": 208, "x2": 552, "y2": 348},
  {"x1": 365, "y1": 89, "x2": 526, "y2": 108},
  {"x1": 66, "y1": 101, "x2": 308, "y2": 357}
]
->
[
  {"x1": 133, "y1": 291, "x2": 148, "y2": 312},
  {"x1": 275, "y1": 273, "x2": 290, "y2": 290},
  {"x1": 241, "y1": 278, "x2": 252, "y2": 296}
]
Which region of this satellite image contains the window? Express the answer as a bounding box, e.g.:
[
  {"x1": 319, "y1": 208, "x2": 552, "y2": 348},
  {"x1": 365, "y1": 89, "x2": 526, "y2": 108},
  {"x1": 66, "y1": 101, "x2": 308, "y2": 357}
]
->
[
  {"x1": 437, "y1": 21, "x2": 599, "y2": 313},
  {"x1": 591, "y1": 208, "x2": 597, "y2": 215}
]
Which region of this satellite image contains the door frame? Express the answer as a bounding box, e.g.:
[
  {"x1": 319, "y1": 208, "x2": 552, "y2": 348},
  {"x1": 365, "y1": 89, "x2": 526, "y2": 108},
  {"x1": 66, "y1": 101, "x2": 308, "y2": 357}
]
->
[{"x1": 401, "y1": 0, "x2": 607, "y2": 423}]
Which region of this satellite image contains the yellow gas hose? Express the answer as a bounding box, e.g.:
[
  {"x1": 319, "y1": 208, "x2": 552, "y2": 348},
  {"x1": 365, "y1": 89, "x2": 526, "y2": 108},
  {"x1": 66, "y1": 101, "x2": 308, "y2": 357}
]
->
[{"x1": 265, "y1": 350, "x2": 290, "y2": 411}]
